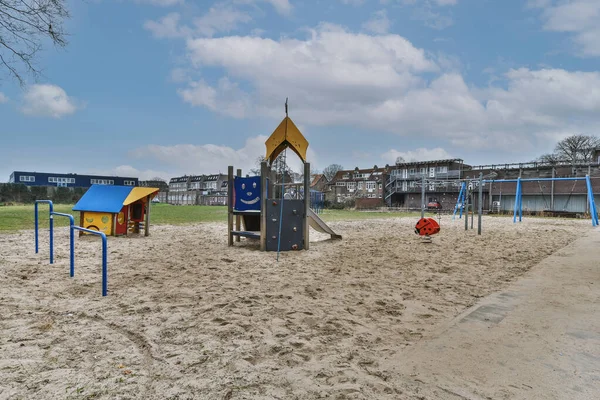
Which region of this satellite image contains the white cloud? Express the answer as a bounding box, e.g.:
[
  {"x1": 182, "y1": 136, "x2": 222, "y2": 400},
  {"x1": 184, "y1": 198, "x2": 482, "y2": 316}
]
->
[
  {"x1": 261, "y1": 0, "x2": 292, "y2": 15},
  {"x1": 194, "y1": 5, "x2": 253, "y2": 37},
  {"x1": 130, "y1": 136, "x2": 267, "y2": 175},
  {"x1": 156, "y1": 21, "x2": 600, "y2": 155},
  {"x1": 169, "y1": 67, "x2": 190, "y2": 83},
  {"x1": 233, "y1": 0, "x2": 292, "y2": 15},
  {"x1": 381, "y1": 0, "x2": 457, "y2": 6},
  {"x1": 362, "y1": 10, "x2": 391, "y2": 34},
  {"x1": 534, "y1": 0, "x2": 600, "y2": 57},
  {"x1": 341, "y1": 0, "x2": 365, "y2": 5},
  {"x1": 21, "y1": 84, "x2": 80, "y2": 118},
  {"x1": 0, "y1": 92, "x2": 8, "y2": 103},
  {"x1": 145, "y1": 5, "x2": 252, "y2": 39},
  {"x1": 128, "y1": 128, "x2": 319, "y2": 177},
  {"x1": 412, "y1": 5, "x2": 454, "y2": 30},
  {"x1": 134, "y1": 0, "x2": 184, "y2": 7},
  {"x1": 111, "y1": 165, "x2": 172, "y2": 181},
  {"x1": 178, "y1": 77, "x2": 251, "y2": 118},
  {"x1": 144, "y1": 13, "x2": 191, "y2": 38},
  {"x1": 382, "y1": 147, "x2": 453, "y2": 164}
]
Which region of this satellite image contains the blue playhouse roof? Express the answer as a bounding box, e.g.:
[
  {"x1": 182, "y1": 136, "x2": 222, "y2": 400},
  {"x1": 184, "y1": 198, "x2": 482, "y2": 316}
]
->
[{"x1": 73, "y1": 185, "x2": 134, "y2": 213}]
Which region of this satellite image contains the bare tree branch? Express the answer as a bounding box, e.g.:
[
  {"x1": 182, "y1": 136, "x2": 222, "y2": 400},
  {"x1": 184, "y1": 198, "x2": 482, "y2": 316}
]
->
[
  {"x1": 323, "y1": 164, "x2": 344, "y2": 181},
  {"x1": 554, "y1": 134, "x2": 600, "y2": 164},
  {"x1": 0, "y1": 0, "x2": 69, "y2": 85}
]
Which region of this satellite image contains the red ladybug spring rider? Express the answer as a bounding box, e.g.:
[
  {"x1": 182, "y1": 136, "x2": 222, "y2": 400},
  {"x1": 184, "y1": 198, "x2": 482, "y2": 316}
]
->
[{"x1": 414, "y1": 217, "x2": 440, "y2": 243}]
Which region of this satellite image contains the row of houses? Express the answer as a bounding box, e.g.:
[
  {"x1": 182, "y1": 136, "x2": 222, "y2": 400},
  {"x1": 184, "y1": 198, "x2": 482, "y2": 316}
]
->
[
  {"x1": 324, "y1": 155, "x2": 600, "y2": 214},
  {"x1": 9, "y1": 151, "x2": 600, "y2": 213}
]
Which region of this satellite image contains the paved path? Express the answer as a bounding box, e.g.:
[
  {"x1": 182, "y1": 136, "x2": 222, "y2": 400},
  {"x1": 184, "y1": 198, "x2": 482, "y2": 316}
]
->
[{"x1": 385, "y1": 229, "x2": 600, "y2": 400}]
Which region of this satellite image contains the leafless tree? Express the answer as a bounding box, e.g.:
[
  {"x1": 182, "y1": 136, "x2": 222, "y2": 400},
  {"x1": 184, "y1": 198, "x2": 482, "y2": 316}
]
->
[
  {"x1": 322, "y1": 164, "x2": 344, "y2": 181},
  {"x1": 0, "y1": 0, "x2": 69, "y2": 85},
  {"x1": 249, "y1": 156, "x2": 266, "y2": 176},
  {"x1": 536, "y1": 153, "x2": 564, "y2": 165},
  {"x1": 554, "y1": 134, "x2": 600, "y2": 164},
  {"x1": 395, "y1": 156, "x2": 405, "y2": 164}
]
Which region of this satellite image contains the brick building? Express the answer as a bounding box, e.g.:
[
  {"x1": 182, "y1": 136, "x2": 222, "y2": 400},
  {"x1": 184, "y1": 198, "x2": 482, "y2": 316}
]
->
[{"x1": 325, "y1": 166, "x2": 389, "y2": 207}]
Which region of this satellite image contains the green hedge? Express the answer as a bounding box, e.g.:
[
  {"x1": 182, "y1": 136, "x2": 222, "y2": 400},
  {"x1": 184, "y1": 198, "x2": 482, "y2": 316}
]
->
[{"x1": 0, "y1": 184, "x2": 88, "y2": 205}]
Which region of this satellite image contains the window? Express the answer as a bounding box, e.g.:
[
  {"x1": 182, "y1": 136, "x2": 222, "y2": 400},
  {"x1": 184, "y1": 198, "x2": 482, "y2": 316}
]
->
[
  {"x1": 420, "y1": 167, "x2": 426, "y2": 175},
  {"x1": 436, "y1": 166, "x2": 448, "y2": 173},
  {"x1": 409, "y1": 181, "x2": 416, "y2": 188},
  {"x1": 357, "y1": 181, "x2": 364, "y2": 190},
  {"x1": 124, "y1": 180, "x2": 136, "y2": 186},
  {"x1": 20, "y1": 175, "x2": 35, "y2": 182},
  {"x1": 336, "y1": 182, "x2": 346, "y2": 186},
  {"x1": 342, "y1": 174, "x2": 350, "y2": 179},
  {"x1": 409, "y1": 168, "x2": 416, "y2": 174},
  {"x1": 49, "y1": 177, "x2": 75, "y2": 184},
  {"x1": 366, "y1": 181, "x2": 376, "y2": 190},
  {"x1": 91, "y1": 179, "x2": 114, "y2": 185},
  {"x1": 347, "y1": 182, "x2": 356, "y2": 191},
  {"x1": 378, "y1": 183, "x2": 382, "y2": 189}
]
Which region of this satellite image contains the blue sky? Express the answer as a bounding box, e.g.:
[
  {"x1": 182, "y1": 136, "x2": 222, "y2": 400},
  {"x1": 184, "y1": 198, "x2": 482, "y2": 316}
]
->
[{"x1": 1, "y1": 0, "x2": 600, "y2": 181}]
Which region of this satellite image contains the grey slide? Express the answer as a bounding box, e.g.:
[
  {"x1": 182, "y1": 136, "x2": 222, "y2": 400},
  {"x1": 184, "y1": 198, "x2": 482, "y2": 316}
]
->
[{"x1": 307, "y1": 208, "x2": 342, "y2": 240}]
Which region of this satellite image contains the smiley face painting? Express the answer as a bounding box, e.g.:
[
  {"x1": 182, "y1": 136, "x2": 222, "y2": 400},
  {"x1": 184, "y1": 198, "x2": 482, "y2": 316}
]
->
[{"x1": 234, "y1": 176, "x2": 261, "y2": 211}]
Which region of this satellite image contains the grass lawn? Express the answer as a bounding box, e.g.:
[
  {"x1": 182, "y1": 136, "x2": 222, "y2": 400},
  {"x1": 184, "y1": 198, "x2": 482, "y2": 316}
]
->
[{"x1": 0, "y1": 203, "x2": 421, "y2": 233}]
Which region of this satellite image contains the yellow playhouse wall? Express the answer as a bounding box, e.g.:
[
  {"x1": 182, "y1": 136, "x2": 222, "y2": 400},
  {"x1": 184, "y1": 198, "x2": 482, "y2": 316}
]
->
[{"x1": 81, "y1": 211, "x2": 114, "y2": 235}]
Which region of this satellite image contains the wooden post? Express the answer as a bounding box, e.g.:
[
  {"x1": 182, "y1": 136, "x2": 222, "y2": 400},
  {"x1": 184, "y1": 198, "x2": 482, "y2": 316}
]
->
[
  {"x1": 236, "y1": 169, "x2": 242, "y2": 242},
  {"x1": 228, "y1": 166, "x2": 234, "y2": 246},
  {"x1": 260, "y1": 161, "x2": 268, "y2": 251},
  {"x1": 304, "y1": 162, "x2": 310, "y2": 251},
  {"x1": 144, "y1": 195, "x2": 150, "y2": 236}
]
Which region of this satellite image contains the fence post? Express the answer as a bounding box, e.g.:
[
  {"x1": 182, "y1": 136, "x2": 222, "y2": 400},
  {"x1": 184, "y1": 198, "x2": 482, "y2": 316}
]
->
[
  {"x1": 478, "y1": 173, "x2": 483, "y2": 235},
  {"x1": 421, "y1": 175, "x2": 425, "y2": 219}
]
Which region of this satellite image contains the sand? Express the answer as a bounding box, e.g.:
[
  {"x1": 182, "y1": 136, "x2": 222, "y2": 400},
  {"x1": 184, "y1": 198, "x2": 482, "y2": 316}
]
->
[{"x1": 0, "y1": 215, "x2": 591, "y2": 399}]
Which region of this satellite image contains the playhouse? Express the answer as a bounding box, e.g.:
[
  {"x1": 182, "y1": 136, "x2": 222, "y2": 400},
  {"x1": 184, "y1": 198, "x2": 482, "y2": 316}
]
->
[{"x1": 73, "y1": 185, "x2": 160, "y2": 236}]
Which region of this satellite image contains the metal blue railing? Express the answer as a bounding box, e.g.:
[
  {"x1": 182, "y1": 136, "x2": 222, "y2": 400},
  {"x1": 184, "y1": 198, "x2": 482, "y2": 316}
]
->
[
  {"x1": 451, "y1": 176, "x2": 599, "y2": 226},
  {"x1": 310, "y1": 190, "x2": 325, "y2": 214},
  {"x1": 52, "y1": 212, "x2": 75, "y2": 277},
  {"x1": 34, "y1": 200, "x2": 109, "y2": 296},
  {"x1": 35, "y1": 200, "x2": 54, "y2": 264},
  {"x1": 72, "y1": 226, "x2": 108, "y2": 296}
]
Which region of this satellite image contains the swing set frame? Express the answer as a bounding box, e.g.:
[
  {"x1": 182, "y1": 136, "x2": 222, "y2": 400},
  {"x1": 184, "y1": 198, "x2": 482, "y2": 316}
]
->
[{"x1": 453, "y1": 175, "x2": 599, "y2": 233}]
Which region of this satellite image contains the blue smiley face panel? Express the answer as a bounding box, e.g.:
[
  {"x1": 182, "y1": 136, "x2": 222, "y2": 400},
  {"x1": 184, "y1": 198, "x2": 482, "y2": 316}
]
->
[{"x1": 234, "y1": 176, "x2": 262, "y2": 211}]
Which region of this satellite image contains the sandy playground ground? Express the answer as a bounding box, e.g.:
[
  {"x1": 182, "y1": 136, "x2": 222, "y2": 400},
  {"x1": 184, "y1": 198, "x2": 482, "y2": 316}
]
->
[{"x1": 0, "y1": 215, "x2": 592, "y2": 399}]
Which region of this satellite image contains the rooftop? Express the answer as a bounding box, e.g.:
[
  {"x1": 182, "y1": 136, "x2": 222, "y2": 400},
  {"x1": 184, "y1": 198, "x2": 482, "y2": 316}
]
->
[{"x1": 394, "y1": 159, "x2": 465, "y2": 167}]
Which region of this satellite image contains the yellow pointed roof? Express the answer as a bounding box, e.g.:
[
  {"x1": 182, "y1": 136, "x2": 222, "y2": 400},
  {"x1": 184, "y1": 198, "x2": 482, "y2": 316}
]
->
[
  {"x1": 123, "y1": 187, "x2": 160, "y2": 206},
  {"x1": 265, "y1": 116, "x2": 308, "y2": 164}
]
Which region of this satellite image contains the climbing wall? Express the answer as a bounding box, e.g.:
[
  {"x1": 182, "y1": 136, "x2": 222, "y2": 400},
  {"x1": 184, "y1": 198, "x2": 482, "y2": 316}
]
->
[{"x1": 265, "y1": 199, "x2": 305, "y2": 251}]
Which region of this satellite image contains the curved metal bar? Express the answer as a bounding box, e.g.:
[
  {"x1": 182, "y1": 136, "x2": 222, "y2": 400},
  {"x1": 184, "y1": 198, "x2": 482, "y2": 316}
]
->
[
  {"x1": 72, "y1": 226, "x2": 109, "y2": 296},
  {"x1": 51, "y1": 212, "x2": 75, "y2": 277},
  {"x1": 34, "y1": 200, "x2": 54, "y2": 264}
]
